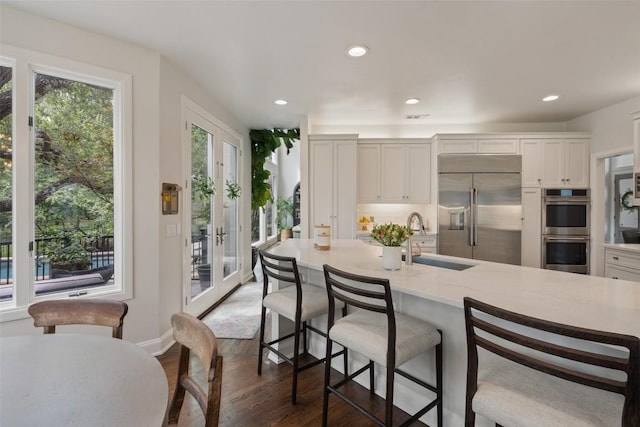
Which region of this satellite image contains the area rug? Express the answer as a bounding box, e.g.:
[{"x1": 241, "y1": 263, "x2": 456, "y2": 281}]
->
[{"x1": 202, "y1": 281, "x2": 263, "y2": 339}]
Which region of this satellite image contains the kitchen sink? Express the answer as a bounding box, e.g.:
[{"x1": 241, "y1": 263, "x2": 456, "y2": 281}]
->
[{"x1": 402, "y1": 255, "x2": 476, "y2": 271}]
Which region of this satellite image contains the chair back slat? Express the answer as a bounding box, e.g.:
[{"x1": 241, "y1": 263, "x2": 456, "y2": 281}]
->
[
  {"x1": 28, "y1": 299, "x2": 128, "y2": 339},
  {"x1": 464, "y1": 297, "x2": 640, "y2": 425}
]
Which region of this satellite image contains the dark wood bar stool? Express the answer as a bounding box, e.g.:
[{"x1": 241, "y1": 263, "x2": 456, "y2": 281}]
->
[
  {"x1": 322, "y1": 264, "x2": 443, "y2": 427},
  {"x1": 463, "y1": 297, "x2": 639, "y2": 426},
  {"x1": 258, "y1": 250, "x2": 346, "y2": 404}
]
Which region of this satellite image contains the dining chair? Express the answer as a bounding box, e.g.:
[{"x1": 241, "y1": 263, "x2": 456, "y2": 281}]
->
[
  {"x1": 322, "y1": 264, "x2": 443, "y2": 427},
  {"x1": 28, "y1": 299, "x2": 128, "y2": 339},
  {"x1": 258, "y1": 249, "x2": 347, "y2": 405},
  {"x1": 463, "y1": 297, "x2": 640, "y2": 427},
  {"x1": 168, "y1": 312, "x2": 223, "y2": 427}
]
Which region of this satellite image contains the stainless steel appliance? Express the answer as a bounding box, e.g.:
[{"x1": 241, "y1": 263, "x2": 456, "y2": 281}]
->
[
  {"x1": 542, "y1": 236, "x2": 589, "y2": 274},
  {"x1": 542, "y1": 189, "x2": 590, "y2": 236},
  {"x1": 541, "y1": 189, "x2": 590, "y2": 274},
  {"x1": 438, "y1": 155, "x2": 522, "y2": 265}
]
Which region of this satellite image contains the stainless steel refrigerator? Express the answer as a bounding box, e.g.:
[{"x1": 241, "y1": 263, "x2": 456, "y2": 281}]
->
[{"x1": 438, "y1": 155, "x2": 522, "y2": 265}]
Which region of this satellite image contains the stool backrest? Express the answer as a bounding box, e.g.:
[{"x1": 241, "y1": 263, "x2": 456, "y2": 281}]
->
[
  {"x1": 28, "y1": 299, "x2": 128, "y2": 339},
  {"x1": 169, "y1": 312, "x2": 222, "y2": 427},
  {"x1": 323, "y1": 264, "x2": 396, "y2": 363},
  {"x1": 259, "y1": 249, "x2": 302, "y2": 298},
  {"x1": 463, "y1": 297, "x2": 640, "y2": 425}
]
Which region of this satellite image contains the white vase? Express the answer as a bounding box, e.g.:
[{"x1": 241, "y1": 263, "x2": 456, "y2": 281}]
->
[{"x1": 382, "y1": 246, "x2": 402, "y2": 270}]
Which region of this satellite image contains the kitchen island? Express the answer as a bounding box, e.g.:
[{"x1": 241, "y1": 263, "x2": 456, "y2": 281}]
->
[{"x1": 268, "y1": 239, "x2": 640, "y2": 426}]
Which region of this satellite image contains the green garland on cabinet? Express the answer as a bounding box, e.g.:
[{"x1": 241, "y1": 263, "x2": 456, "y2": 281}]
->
[{"x1": 250, "y1": 128, "x2": 300, "y2": 211}]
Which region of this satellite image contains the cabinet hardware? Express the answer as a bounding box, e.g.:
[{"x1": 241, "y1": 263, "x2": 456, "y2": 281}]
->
[
  {"x1": 613, "y1": 256, "x2": 619, "y2": 260},
  {"x1": 612, "y1": 277, "x2": 619, "y2": 279}
]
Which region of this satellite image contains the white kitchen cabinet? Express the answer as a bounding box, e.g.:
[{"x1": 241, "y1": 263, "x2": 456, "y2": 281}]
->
[
  {"x1": 309, "y1": 135, "x2": 357, "y2": 239},
  {"x1": 605, "y1": 247, "x2": 640, "y2": 282},
  {"x1": 521, "y1": 188, "x2": 542, "y2": 268},
  {"x1": 357, "y1": 144, "x2": 381, "y2": 202},
  {"x1": 521, "y1": 138, "x2": 589, "y2": 188},
  {"x1": 438, "y1": 137, "x2": 518, "y2": 154},
  {"x1": 379, "y1": 143, "x2": 431, "y2": 203}
]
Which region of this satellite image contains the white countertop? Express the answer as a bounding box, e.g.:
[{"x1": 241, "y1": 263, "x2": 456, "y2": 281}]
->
[
  {"x1": 602, "y1": 242, "x2": 640, "y2": 254},
  {"x1": 269, "y1": 239, "x2": 640, "y2": 338}
]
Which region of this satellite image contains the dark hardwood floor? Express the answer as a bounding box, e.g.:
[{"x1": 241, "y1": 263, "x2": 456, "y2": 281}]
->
[{"x1": 157, "y1": 324, "x2": 428, "y2": 426}]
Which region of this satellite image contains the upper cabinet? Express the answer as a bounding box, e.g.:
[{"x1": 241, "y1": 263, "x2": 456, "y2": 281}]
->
[
  {"x1": 521, "y1": 137, "x2": 590, "y2": 188},
  {"x1": 633, "y1": 111, "x2": 640, "y2": 206},
  {"x1": 357, "y1": 141, "x2": 431, "y2": 204},
  {"x1": 438, "y1": 136, "x2": 519, "y2": 154},
  {"x1": 308, "y1": 134, "x2": 357, "y2": 239}
]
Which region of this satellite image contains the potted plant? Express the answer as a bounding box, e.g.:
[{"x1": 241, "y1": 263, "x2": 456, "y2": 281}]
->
[
  {"x1": 276, "y1": 196, "x2": 294, "y2": 240},
  {"x1": 370, "y1": 223, "x2": 413, "y2": 270},
  {"x1": 43, "y1": 236, "x2": 91, "y2": 272}
]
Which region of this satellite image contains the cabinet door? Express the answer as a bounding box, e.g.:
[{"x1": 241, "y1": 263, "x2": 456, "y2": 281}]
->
[
  {"x1": 564, "y1": 139, "x2": 589, "y2": 188},
  {"x1": 541, "y1": 140, "x2": 565, "y2": 187},
  {"x1": 405, "y1": 144, "x2": 431, "y2": 203},
  {"x1": 309, "y1": 141, "x2": 334, "y2": 231},
  {"x1": 357, "y1": 145, "x2": 381, "y2": 202},
  {"x1": 333, "y1": 141, "x2": 357, "y2": 239},
  {"x1": 477, "y1": 139, "x2": 518, "y2": 154},
  {"x1": 380, "y1": 144, "x2": 406, "y2": 202},
  {"x1": 521, "y1": 188, "x2": 542, "y2": 268},
  {"x1": 439, "y1": 139, "x2": 478, "y2": 153},
  {"x1": 521, "y1": 140, "x2": 542, "y2": 187}
]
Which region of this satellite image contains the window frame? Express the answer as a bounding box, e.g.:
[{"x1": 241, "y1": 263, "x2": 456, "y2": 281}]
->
[{"x1": 0, "y1": 44, "x2": 133, "y2": 322}]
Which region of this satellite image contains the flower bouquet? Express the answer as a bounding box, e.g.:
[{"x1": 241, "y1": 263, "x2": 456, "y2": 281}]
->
[{"x1": 370, "y1": 223, "x2": 413, "y2": 247}]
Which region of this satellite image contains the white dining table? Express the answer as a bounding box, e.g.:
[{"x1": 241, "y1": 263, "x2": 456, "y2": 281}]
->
[{"x1": 0, "y1": 333, "x2": 168, "y2": 427}]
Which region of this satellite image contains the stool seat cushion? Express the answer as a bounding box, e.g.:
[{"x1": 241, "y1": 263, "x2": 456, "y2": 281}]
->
[
  {"x1": 329, "y1": 309, "x2": 441, "y2": 366},
  {"x1": 473, "y1": 357, "x2": 624, "y2": 427},
  {"x1": 263, "y1": 283, "x2": 342, "y2": 322}
]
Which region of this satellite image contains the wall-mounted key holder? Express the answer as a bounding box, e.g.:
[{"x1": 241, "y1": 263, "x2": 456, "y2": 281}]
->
[{"x1": 162, "y1": 182, "x2": 182, "y2": 215}]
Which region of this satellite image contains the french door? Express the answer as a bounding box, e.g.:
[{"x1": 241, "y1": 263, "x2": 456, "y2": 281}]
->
[{"x1": 183, "y1": 106, "x2": 240, "y2": 315}]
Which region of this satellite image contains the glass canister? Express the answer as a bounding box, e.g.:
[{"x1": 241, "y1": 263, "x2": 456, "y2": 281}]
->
[{"x1": 314, "y1": 224, "x2": 331, "y2": 251}]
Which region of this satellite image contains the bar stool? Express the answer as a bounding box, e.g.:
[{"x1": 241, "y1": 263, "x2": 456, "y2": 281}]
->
[
  {"x1": 463, "y1": 297, "x2": 639, "y2": 426},
  {"x1": 322, "y1": 264, "x2": 443, "y2": 427},
  {"x1": 258, "y1": 249, "x2": 346, "y2": 404}
]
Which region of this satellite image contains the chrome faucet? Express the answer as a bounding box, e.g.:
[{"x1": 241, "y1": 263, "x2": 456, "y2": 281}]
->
[
  {"x1": 407, "y1": 212, "x2": 426, "y2": 236},
  {"x1": 405, "y1": 212, "x2": 426, "y2": 265}
]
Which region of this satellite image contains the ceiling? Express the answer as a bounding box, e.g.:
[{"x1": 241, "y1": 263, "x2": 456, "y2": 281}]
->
[{"x1": 5, "y1": 1, "x2": 640, "y2": 130}]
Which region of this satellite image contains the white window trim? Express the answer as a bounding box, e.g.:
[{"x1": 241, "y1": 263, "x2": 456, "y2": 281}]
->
[{"x1": 0, "y1": 44, "x2": 133, "y2": 322}]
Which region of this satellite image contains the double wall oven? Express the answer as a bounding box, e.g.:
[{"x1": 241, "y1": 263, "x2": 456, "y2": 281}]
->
[{"x1": 542, "y1": 189, "x2": 590, "y2": 274}]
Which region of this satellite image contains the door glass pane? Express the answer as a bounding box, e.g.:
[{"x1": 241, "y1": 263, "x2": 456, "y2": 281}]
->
[
  {"x1": 33, "y1": 72, "x2": 115, "y2": 297},
  {"x1": 190, "y1": 124, "x2": 214, "y2": 299},
  {"x1": 222, "y1": 141, "x2": 238, "y2": 278},
  {"x1": 546, "y1": 204, "x2": 587, "y2": 228},
  {"x1": 0, "y1": 65, "x2": 12, "y2": 300}
]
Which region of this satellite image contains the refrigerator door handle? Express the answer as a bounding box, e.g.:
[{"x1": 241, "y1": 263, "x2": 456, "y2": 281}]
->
[
  {"x1": 472, "y1": 187, "x2": 478, "y2": 246},
  {"x1": 469, "y1": 189, "x2": 474, "y2": 247}
]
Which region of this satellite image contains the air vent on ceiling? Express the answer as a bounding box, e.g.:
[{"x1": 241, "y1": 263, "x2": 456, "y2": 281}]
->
[{"x1": 405, "y1": 114, "x2": 430, "y2": 120}]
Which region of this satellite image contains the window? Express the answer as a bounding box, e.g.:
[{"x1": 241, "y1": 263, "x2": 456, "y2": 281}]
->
[
  {"x1": 0, "y1": 45, "x2": 132, "y2": 319},
  {"x1": 251, "y1": 161, "x2": 278, "y2": 246}
]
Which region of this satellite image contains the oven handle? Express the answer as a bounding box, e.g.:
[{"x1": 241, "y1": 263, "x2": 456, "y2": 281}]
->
[
  {"x1": 544, "y1": 236, "x2": 590, "y2": 241},
  {"x1": 543, "y1": 197, "x2": 591, "y2": 203}
]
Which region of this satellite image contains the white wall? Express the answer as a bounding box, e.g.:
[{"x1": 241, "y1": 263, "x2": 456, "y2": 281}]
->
[
  {"x1": 157, "y1": 56, "x2": 250, "y2": 343},
  {"x1": 0, "y1": 6, "x2": 250, "y2": 350},
  {"x1": 277, "y1": 139, "x2": 300, "y2": 208},
  {"x1": 567, "y1": 95, "x2": 640, "y2": 153}
]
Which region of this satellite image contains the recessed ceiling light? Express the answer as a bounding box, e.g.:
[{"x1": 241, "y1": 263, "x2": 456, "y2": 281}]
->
[
  {"x1": 274, "y1": 99, "x2": 288, "y2": 105},
  {"x1": 542, "y1": 95, "x2": 559, "y2": 102},
  {"x1": 347, "y1": 45, "x2": 368, "y2": 57},
  {"x1": 405, "y1": 98, "x2": 420, "y2": 105}
]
